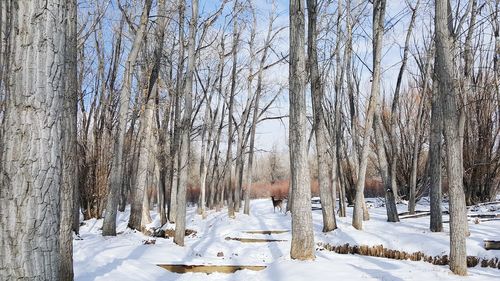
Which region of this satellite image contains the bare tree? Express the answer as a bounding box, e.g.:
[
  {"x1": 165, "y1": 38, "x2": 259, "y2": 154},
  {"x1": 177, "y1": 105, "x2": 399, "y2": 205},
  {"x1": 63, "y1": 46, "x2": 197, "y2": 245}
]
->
[
  {"x1": 243, "y1": 2, "x2": 280, "y2": 215},
  {"x1": 352, "y1": 0, "x2": 387, "y2": 230},
  {"x1": 289, "y1": 0, "x2": 315, "y2": 260},
  {"x1": 307, "y1": 0, "x2": 336, "y2": 232},
  {"x1": 175, "y1": 0, "x2": 199, "y2": 246},
  {"x1": 434, "y1": 0, "x2": 468, "y2": 275},
  {"x1": 168, "y1": 0, "x2": 186, "y2": 223},
  {"x1": 103, "y1": 0, "x2": 152, "y2": 236}
]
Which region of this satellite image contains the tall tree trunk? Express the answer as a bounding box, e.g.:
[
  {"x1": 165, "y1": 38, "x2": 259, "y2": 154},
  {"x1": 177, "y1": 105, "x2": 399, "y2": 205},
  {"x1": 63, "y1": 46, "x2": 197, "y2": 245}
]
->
[
  {"x1": 434, "y1": 0, "x2": 468, "y2": 275},
  {"x1": 128, "y1": 91, "x2": 156, "y2": 231},
  {"x1": 307, "y1": 0, "x2": 336, "y2": 232},
  {"x1": 197, "y1": 94, "x2": 212, "y2": 218},
  {"x1": 60, "y1": 0, "x2": 78, "y2": 279},
  {"x1": 225, "y1": 2, "x2": 239, "y2": 218},
  {"x1": 338, "y1": 163, "x2": 347, "y2": 217},
  {"x1": 0, "y1": 0, "x2": 67, "y2": 278},
  {"x1": 169, "y1": 0, "x2": 186, "y2": 223},
  {"x1": 389, "y1": 0, "x2": 420, "y2": 205},
  {"x1": 128, "y1": 0, "x2": 167, "y2": 231},
  {"x1": 352, "y1": 0, "x2": 386, "y2": 230},
  {"x1": 174, "y1": 0, "x2": 198, "y2": 246},
  {"x1": 373, "y1": 111, "x2": 399, "y2": 222},
  {"x1": 241, "y1": 5, "x2": 258, "y2": 215},
  {"x1": 289, "y1": 0, "x2": 315, "y2": 260},
  {"x1": 429, "y1": 78, "x2": 443, "y2": 232},
  {"x1": 102, "y1": 0, "x2": 152, "y2": 236},
  {"x1": 409, "y1": 47, "x2": 430, "y2": 214},
  {"x1": 243, "y1": 3, "x2": 275, "y2": 215}
]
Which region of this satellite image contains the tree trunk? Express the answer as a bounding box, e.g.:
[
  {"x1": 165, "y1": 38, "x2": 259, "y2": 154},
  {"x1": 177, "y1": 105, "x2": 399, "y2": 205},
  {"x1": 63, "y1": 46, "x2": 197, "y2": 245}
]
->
[
  {"x1": 197, "y1": 94, "x2": 212, "y2": 218},
  {"x1": 352, "y1": 0, "x2": 386, "y2": 230},
  {"x1": 389, "y1": 1, "x2": 420, "y2": 205},
  {"x1": 0, "y1": 0, "x2": 67, "y2": 279},
  {"x1": 225, "y1": 3, "x2": 239, "y2": 218},
  {"x1": 128, "y1": 90, "x2": 156, "y2": 231},
  {"x1": 174, "y1": 0, "x2": 198, "y2": 246},
  {"x1": 289, "y1": 0, "x2": 315, "y2": 260},
  {"x1": 128, "y1": 0, "x2": 167, "y2": 231},
  {"x1": 338, "y1": 164, "x2": 347, "y2": 217},
  {"x1": 307, "y1": 0, "x2": 336, "y2": 232},
  {"x1": 434, "y1": 0, "x2": 468, "y2": 275},
  {"x1": 373, "y1": 111, "x2": 399, "y2": 222},
  {"x1": 169, "y1": 0, "x2": 186, "y2": 223},
  {"x1": 60, "y1": 0, "x2": 78, "y2": 279},
  {"x1": 243, "y1": 4, "x2": 275, "y2": 215},
  {"x1": 409, "y1": 50, "x2": 429, "y2": 215},
  {"x1": 102, "y1": 0, "x2": 152, "y2": 236},
  {"x1": 429, "y1": 78, "x2": 443, "y2": 232},
  {"x1": 243, "y1": 11, "x2": 257, "y2": 214}
]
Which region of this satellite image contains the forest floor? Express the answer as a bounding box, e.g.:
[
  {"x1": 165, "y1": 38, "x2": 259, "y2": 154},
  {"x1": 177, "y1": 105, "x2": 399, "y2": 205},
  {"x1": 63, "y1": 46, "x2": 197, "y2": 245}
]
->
[{"x1": 74, "y1": 198, "x2": 500, "y2": 281}]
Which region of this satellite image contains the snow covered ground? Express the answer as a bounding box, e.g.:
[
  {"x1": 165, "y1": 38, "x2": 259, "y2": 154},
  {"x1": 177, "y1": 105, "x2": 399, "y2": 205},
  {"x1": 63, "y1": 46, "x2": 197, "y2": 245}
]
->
[{"x1": 74, "y1": 199, "x2": 500, "y2": 281}]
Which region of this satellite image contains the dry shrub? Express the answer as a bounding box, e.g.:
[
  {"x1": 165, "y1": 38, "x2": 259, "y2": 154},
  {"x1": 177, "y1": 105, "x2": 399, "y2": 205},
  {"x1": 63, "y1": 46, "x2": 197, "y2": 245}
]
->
[
  {"x1": 247, "y1": 180, "x2": 286, "y2": 199},
  {"x1": 246, "y1": 178, "x2": 321, "y2": 199},
  {"x1": 187, "y1": 184, "x2": 200, "y2": 204},
  {"x1": 364, "y1": 179, "x2": 384, "y2": 198}
]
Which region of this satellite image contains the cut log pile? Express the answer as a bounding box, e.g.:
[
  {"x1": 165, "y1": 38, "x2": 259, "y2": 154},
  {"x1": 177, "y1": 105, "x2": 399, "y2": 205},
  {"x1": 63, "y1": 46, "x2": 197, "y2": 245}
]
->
[{"x1": 318, "y1": 242, "x2": 500, "y2": 269}]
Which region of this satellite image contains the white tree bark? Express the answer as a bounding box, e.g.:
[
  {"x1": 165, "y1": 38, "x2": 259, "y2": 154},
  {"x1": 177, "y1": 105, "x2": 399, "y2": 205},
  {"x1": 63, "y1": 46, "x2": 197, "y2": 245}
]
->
[{"x1": 0, "y1": 0, "x2": 67, "y2": 279}]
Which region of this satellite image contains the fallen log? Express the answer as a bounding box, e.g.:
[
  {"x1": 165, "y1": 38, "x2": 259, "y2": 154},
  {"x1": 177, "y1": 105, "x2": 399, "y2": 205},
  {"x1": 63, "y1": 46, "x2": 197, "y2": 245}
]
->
[
  {"x1": 467, "y1": 213, "x2": 499, "y2": 218},
  {"x1": 477, "y1": 218, "x2": 500, "y2": 223},
  {"x1": 157, "y1": 264, "x2": 266, "y2": 274},
  {"x1": 243, "y1": 230, "x2": 289, "y2": 235},
  {"x1": 484, "y1": 240, "x2": 500, "y2": 250},
  {"x1": 225, "y1": 237, "x2": 287, "y2": 243},
  {"x1": 397, "y1": 210, "x2": 429, "y2": 216},
  {"x1": 399, "y1": 212, "x2": 431, "y2": 219},
  {"x1": 468, "y1": 201, "x2": 500, "y2": 209}
]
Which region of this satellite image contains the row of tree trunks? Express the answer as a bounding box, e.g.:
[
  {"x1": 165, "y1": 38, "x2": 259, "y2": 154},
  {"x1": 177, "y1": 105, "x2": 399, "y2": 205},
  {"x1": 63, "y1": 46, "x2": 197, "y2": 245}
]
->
[{"x1": 103, "y1": 0, "x2": 152, "y2": 236}]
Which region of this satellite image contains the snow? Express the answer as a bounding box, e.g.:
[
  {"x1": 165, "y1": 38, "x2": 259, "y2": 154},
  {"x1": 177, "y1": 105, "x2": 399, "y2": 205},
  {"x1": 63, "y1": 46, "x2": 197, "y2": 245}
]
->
[{"x1": 74, "y1": 199, "x2": 500, "y2": 281}]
